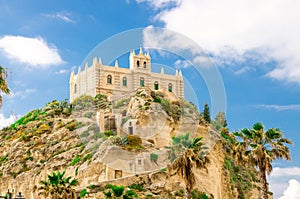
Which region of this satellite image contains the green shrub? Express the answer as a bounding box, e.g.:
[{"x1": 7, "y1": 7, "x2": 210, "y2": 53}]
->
[
  {"x1": 109, "y1": 184, "x2": 124, "y2": 197},
  {"x1": 150, "y1": 153, "x2": 158, "y2": 163},
  {"x1": 104, "y1": 130, "x2": 115, "y2": 137},
  {"x1": 123, "y1": 189, "x2": 137, "y2": 199},
  {"x1": 80, "y1": 131, "x2": 90, "y2": 138},
  {"x1": 72, "y1": 155, "x2": 81, "y2": 166},
  {"x1": 175, "y1": 189, "x2": 184, "y2": 197},
  {"x1": 88, "y1": 184, "x2": 96, "y2": 189},
  {"x1": 82, "y1": 153, "x2": 92, "y2": 162},
  {"x1": 128, "y1": 184, "x2": 146, "y2": 192},
  {"x1": 103, "y1": 190, "x2": 112, "y2": 198},
  {"x1": 80, "y1": 189, "x2": 87, "y2": 198},
  {"x1": 191, "y1": 189, "x2": 210, "y2": 199},
  {"x1": 92, "y1": 132, "x2": 102, "y2": 140}
]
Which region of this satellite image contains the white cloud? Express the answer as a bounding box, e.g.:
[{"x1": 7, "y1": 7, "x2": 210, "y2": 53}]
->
[
  {"x1": 279, "y1": 179, "x2": 300, "y2": 199},
  {"x1": 140, "y1": 0, "x2": 300, "y2": 84},
  {"x1": 272, "y1": 167, "x2": 300, "y2": 177},
  {"x1": 0, "y1": 35, "x2": 64, "y2": 67},
  {"x1": 257, "y1": 104, "x2": 300, "y2": 111},
  {"x1": 269, "y1": 167, "x2": 300, "y2": 199},
  {"x1": 174, "y1": 59, "x2": 191, "y2": 69},
  {"x1": 9, "y1": 88, "x2": 36, "y2": 99},
  {"x1": 55, "y1": 69, "x2": 68, "y2": 74},
  {"x1": 234, "y1": 66, "x2": 255, "y2": 75},
  {"x1": 44, "y1": 11, "x2": 75, "y2": 23},
  {"x1": 136, "y1": 0, "x2": 181, "y2": 9},
  {"x1": 0, "y1": 113, "x2": 17, "y2": 129}
]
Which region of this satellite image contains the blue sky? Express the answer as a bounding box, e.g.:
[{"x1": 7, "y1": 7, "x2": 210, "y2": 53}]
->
[{"x1": 0, "y1": 0, "x2": 300, "y2": 198}]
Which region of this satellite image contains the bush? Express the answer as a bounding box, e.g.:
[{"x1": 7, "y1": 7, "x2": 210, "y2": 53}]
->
[
  {"x1": 80, "y1": 189, "x2": 87, "y2": 198},
  {"x1": 128, "y1": 184, "x2": 146, "y2": 192},
  {"x1": 126, "y1": 135, "x2": 142, "y2": 147},
  {"x1": 109, "y1": 184, "x2": 124, "y2": 197},
  {"x1": 104, "y1": 130, "x2": 115, "y2": 137},
  {"x1": 150, "y1": 153, "x2": 158, "y2": 164},
  {"x1": 71, "y1": 155, "x2": 81, "y2": 166},
  {"x1": 123, "y1": 189, "x2": 137, "y2": 199},
  {"x1": 36, "y1": 124, "x2": 51, "y2": 134},
  {"x1": 66, "y1": 121, "x2": 77, "y2": 131}
]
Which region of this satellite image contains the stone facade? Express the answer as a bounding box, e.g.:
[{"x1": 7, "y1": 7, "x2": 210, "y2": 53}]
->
[{"x1": 70, "y1": 48, "x2": 184, "y2": 102}]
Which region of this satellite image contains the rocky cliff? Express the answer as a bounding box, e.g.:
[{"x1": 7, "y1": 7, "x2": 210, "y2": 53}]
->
[{"x1": 0, "y1": 88, "x2": 264, "y2": 199}]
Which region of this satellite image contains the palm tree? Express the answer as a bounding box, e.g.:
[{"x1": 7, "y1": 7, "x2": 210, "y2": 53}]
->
[
  {"x1": 234, "y1": 122, "x2": 292, "y2": 199},
  {"x1": 0, "y1": 66, "x2": 10, "y2": 108},
  {"x1": 39, "y1": 170, "x2": 79, "y2": 199},
  {"x1": 167, "y1": 134, "x2": 209, "y2": 199}
]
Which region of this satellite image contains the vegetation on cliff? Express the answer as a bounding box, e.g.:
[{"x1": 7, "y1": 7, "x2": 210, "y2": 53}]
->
[{"x1": 0, "y1": 88, "x2": 293, "y2": 199}]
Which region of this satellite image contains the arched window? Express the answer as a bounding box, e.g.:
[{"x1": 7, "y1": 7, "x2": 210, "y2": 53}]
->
[
  {"x1": 140, "y1": 77, "x2": 145, "y2": 87},
  {"x1": 107, "y1": 75, "x2": 112, "y2": 84},
  {"x1": 143, "y1": 61, "x2": 147, "y2": 68},
  {"x1": 137, "y1": 60, "x2": 140, "y2": 67},
  {"x1": 74, "y1": 84, "x2": 77, "y2": 93},
  {"x1": 168, "y1": 83, "x2": 172, "y2": 92},
  {"x1": 154, "y1": 81, "x2": 159, "y2": 90},
  {"x1": 122, "y1": 77, "x2": 127, "y2": 86}
]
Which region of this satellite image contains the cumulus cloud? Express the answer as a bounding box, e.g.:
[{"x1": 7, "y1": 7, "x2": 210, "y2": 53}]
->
[
  {"x1": 0, "y1": 35, "x2": 64, "y2": 67},
  {"x1": 43, "y1": 11, "x2": 75, "y2": 23},
  {"x1": 140, "y1": 0, "x2": 300, "y2": 84},
  {"x1": 279, "y1": 179, "x2": 300, "y2": 199},
  {"x1": 269, "y1": 167, "x2": 300, "y2": 198},
  {"x1": 0, "y1": 113, "x2": 17, "y2": 129}
]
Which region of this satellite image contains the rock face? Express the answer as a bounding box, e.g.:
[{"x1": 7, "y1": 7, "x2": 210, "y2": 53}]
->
[{"x1": 0, "y1": 89, "x2": 264, "y2": 199}]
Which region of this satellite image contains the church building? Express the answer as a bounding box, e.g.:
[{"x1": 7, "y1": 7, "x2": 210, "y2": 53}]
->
[{"x1": 69, "y1": 48, "x2": 184, "y2": 102}]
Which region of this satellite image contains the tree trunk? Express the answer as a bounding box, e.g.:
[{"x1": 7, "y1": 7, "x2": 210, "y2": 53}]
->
[
  {"x1": 259, "y1": 166, "x2": 269, "y2": 199},
  {"x1": 185, "y1": 184, "x2": 191, "y2": 199}
]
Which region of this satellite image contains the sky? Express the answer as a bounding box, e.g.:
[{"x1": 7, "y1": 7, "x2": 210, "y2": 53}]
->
[{"x1": 0, "y1": 0, "x2": 300, "y2": 198}]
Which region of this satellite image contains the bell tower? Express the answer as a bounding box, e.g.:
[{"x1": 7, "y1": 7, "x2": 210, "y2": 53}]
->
[{"x1": 129, "y1": 47, "x2": 151, "y2": 72}]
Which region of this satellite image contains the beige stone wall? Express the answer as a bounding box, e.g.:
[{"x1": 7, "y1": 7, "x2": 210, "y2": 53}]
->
[{"x1": 70, "y1": 49, "x2": 184, "y2": 102}]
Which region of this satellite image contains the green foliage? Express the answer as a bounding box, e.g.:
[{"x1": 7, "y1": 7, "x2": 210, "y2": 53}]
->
[
  {"x1": 128, "y1": 184, "x2": 146, "y2": 192},
  {"x1": 150, "y1": 153, "x2": 158, "y2": 164},
  {"x1": 80, "y1": 131, "x2": 90, "y2": 138},
  {"x1": 80, "y1": 189, "x2": 87, "y2": 198},
  {"x1": 113, "y1": 98, "x2": 130, "y2": 109},
  {"x1": 104, "y1": 130, "x2": 115, "y2": 137},
  {"x1": 110, "y1": 184, "x2": 124, "y2": 197},
  {"x1": 72, "y1": 95, "x2": 96, "y2": 110},
  {"x1": 95, "y1": 94, "x2": 109, "y2": 109},
  {"x1": 82, "y1": 153, "x2": 92, "y2": 163},
  {"x1": 212, "y1": 112, "x2": 227, "y2": 130},
  {"x1": 223, "y1": 158, "x2": 256, "y2": 198},
  {"x1": 71, "y1": 155, "x2": 81, "y2": 166},
  {"x1": 123, "y1": 189, "x2": 137, "y2": 199},
  {"x1": 191, "y1": 189, "x2": 211, "y2": 199},
  {"x1": 160, "y1": 99, "x2": 181, "y2": 123},
  {"x1": 103, "y1": 190, "x2": 112, "y2": 198},
  {"x1": 203, "y1": 103, "x2": 211, "y2": 123},
  {"x1": 175, "y1": 189, "x2": 184, "y2": 197},
  {"x1": 0, "y1": 156, "x2": 8, "y2": 166},
  {"x1": 88, "y1": 184, "x2": 96, "y2": 189},
  {"x1": 39, "y1": 170, "x2": 79, "y2": 198}
]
